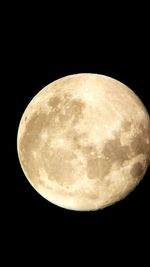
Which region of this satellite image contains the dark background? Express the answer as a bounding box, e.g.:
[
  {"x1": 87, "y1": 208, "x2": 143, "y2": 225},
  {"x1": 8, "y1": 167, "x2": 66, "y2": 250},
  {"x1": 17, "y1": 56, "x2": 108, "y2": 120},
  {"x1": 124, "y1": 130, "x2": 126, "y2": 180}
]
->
[{"x1": 5, "y1": 3, "x2": 150, "y2": 264}]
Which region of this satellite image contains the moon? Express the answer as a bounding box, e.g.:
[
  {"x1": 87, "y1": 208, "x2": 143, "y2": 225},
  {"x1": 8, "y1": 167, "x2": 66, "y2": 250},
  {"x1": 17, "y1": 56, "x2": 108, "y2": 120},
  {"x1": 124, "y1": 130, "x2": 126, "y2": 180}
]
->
[{"x1": 17, "y1": 73, "x2": 150, "y2": 211}]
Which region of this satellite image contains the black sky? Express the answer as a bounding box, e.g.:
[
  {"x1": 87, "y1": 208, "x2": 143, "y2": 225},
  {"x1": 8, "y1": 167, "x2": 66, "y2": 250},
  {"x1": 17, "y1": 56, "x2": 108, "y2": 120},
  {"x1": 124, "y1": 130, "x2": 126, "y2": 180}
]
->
[{"x1": 4, "y1": 4, "x2": 150, "y2": 264}]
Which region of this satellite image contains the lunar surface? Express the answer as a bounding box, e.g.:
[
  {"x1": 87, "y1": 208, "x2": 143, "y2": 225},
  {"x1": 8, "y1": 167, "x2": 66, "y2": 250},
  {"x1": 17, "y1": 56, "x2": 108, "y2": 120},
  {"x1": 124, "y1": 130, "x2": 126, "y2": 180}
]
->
[{"x1": 17, "y1": 73, "x2": 150, "y2": 211}]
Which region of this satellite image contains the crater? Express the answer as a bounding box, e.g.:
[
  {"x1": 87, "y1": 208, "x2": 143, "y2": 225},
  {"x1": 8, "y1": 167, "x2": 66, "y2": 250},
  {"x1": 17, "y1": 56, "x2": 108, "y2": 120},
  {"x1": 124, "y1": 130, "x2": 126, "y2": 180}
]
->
[
  {"x1": 84, "y1": 191, "x2": 98, "y2": 200},
  {"x1": 19, "y1": 112, "x2": 51, "y2": 184},
  {"x1": 130, "y1": 132, "x2": 149, "y2": 155},
  {"x1": 48, "y1": 94, "x2": 85, "y2": 127},
  {"x1": 122, "y1": 120, "x2": 131, "y2": 132},
  {"x1": 130, "y1": 162, "x2": 144, "y2": 178},
  {"x1": 81, "y1": 145, "x2": 96, "y2": 156},
  {"x1": 102, "y1": 138, "x2": 129, "y2": 164},
  {"x1": 41, "y1": 148, "x2": 77, "y2": 185},
  {"x1": 66, "y1": 130, "x2": 87, "y2": 151},
  {"x1": 66, "y1": 99, "x2": 85, "y2": 123},
  {"x1": 121, "y1": 121, "x2": 150, "y2": 159},
  {"x1": 87, "y1": 157, "x2": 111, "y2": 180},
  {"x1": 20, "y1": 112, "x2": 51, "y2": 149},
  {"x1": 48, "y1": 96, "x2": 61, "y2": 109}
]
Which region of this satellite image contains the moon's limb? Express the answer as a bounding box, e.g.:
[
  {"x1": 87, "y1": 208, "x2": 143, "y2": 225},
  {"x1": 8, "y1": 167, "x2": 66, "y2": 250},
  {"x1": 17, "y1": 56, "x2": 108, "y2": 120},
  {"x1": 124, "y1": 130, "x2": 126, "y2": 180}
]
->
[{"x1": 17, "y1": 73, "x2": 150, "y2": 211}]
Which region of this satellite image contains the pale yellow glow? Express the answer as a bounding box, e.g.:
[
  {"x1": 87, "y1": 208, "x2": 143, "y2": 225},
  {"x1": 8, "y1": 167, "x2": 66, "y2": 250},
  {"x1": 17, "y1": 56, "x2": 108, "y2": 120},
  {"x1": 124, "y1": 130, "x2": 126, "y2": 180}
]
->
[{"x1": 17, "y1": 74, "x2": 150, "y2": 211}]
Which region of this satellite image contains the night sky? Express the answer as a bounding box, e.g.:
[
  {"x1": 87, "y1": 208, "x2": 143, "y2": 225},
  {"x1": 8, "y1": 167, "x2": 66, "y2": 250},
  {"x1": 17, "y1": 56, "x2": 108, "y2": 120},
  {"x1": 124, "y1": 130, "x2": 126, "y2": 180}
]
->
[{"x1": 5, "y1": 6, "x2": 150, "y2": 264}]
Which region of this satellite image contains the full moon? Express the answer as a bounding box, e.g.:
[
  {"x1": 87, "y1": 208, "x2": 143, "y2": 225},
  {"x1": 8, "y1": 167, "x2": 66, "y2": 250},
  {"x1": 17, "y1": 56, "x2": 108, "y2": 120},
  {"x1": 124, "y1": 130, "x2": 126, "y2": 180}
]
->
[{"x1": 17, "y1": 74, "x2": 150, "y2": 211}]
